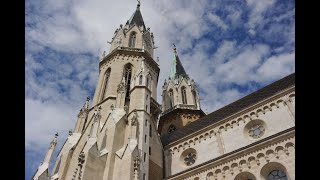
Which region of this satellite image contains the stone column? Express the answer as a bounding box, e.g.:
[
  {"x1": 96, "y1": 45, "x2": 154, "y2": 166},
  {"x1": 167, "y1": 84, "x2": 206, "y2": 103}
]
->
[{"x1": 284, "y1": 96, "x2": 295, "y2": 122}]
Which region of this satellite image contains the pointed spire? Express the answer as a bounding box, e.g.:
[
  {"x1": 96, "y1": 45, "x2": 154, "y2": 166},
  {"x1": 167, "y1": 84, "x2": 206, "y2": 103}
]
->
[
  {"x1": 32, "y1": 133, "x2": 58, "y2": 180},
  {"x1": 43, "y1": 133, "x2": 58, "y2": 164},
  {"x1": 79, "y1": 96, "x2": 90, "y2": 114},
  {"x1": 169, "y1": 44, "x2": 189, "y2": 80},
  {"x1": 128, "y1": 1, "x2": 146, "y2": 31}
]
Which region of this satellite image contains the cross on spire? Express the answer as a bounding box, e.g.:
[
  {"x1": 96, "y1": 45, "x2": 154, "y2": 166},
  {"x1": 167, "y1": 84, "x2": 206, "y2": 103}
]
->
[{"x1": 173, "y1": 43, "x2": 177, "y2": 54}]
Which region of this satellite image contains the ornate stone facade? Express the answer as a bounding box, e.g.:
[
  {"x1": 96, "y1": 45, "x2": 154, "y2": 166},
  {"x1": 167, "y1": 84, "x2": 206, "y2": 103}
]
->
[{"x1": 32, "y1": 3, "x2": 295, "y2": 180}]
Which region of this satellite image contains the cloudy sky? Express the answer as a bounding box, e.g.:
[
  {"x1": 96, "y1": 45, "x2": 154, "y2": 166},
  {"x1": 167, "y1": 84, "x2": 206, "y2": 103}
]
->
[{"x1": 25, "y1": 0, "x2": 294, "y2": 179}]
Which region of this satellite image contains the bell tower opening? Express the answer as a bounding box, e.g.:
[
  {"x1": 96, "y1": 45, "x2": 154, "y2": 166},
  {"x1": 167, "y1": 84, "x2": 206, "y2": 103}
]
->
[
  {"x1": 100, "y1": 68, "x2": 111, "y2": 102},
  {"x1": 124, "y1": 63, "x2": 133, "y2": 107},
  {"x1": 129, "y1": 32, "x2": 136, "y2": 48},
  {"x1": 168, "y1": 89, "x2": 174, "y2": 108},
  {"x1": 181, "y1": 86, "x2": 187, "y2": 104}
]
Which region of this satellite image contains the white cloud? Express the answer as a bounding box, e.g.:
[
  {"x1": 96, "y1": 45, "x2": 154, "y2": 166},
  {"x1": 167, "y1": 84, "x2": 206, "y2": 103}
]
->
[
  {"x1": 207, "y1": 13, "x2": 228, "y2": 31},
  {"x1": 215, "y1": 44, "x2": 270, "y2": 85},
  {"x1": 257, "y1": 52, "x2": 295, "y2": 82},
  {"x1": 246, "y1": 0, "x2": 276, "y2": 35},
  {"x1": 25, "y1": 98, "x2": 77, "y2": 150}
]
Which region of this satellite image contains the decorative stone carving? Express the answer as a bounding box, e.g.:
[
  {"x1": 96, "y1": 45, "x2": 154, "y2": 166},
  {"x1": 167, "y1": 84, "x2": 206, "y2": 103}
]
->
[
  {"x1": 72, "y1": 152, "x2": 85, "y2": 180},
  {"x1": 131, "y1": 111, "x2": 138, "y2": 126},
  {"x1": 117, "y1": 79, "x2": 126, "y2": 93},
  {"x1": 133, "y1": 156, "x2": 140, "y2": 170},
  {"x1": 115, "y1": 35, "x2": 122, "y2": 46},
  {"x1": 124, "y1": 105, "x2": 128, "y2": 115},
  {"x1": 133, "y1": 156, "x2": 140, "y2": 180},
  {"x1": 78, "y1": 152, "x2": 85, "y2": 166}
]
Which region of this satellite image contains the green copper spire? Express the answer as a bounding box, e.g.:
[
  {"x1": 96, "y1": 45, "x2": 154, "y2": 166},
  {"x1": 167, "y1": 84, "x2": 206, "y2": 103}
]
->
[{"x1": 169, "y1": 44, "x2": 188, "y2": 80}]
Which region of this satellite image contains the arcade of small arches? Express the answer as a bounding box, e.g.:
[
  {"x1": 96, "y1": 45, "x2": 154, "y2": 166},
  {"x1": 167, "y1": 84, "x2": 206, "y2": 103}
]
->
[
  {"x1": 198, "y1": 162, "x2": 289, "y2": 180},
  {"x1": 167, "y1": 93, "x2": 295, "y2": 154},
  {"x1": 178, "y1": 139, "x2": 294, "y2": 180}
]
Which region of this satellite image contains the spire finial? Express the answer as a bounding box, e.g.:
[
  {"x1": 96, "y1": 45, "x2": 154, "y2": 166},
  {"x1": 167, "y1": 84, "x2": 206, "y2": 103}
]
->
[
  {"x1": 137, "y1": 0, "x2": 141, "y2": 8},
  {"x1": 51, "y1": 132, "x2": 58, "y2": 145},
  {"x1": 173, "y1": 43, "x2": 177, "y2": 54}
]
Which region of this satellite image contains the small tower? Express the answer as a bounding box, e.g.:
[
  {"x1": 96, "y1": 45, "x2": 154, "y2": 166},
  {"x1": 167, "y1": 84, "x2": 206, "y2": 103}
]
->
[
  {"x1": 158, "y1": 45, "x2": 205, "y2": 136},
  {"x1": 73, "y1": 96, "x2": 90, "y2": 134},
  {"x1": 32, "y1": 133, "x2": 58, "y2": 180}
]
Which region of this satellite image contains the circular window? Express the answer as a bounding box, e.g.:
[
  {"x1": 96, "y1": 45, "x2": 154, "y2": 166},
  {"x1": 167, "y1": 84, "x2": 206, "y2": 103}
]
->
[
  {"x1": 248, "y1": 124, "x2": 265, "y2": 139},
  {"x1": 180, "y1": 148, "x2": 197, "y2": 166},
  {"x1": 168, "y1": 124, "x2": 177, "y2": 133},
  {"x1": 184, "y1": 153, "x2": 196, "y2": 166},
  {"x1": 244, "y1": 119, "x2": 267, "y2": 139}
]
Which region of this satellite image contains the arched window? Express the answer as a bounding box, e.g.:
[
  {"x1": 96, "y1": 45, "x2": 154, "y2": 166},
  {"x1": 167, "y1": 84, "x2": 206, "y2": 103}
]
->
[
  {"x1": 168, "y1": 124, "x2": 176, "y2": 133},
  {"x1": 234, "y1": 171, "x2": 256, "y2": 180},
  {"x1": 260, "y1": 162, "x2": 288, "y2": 180},
  {"x1": 146, "y1": 77, "x2": 149, "y2": 87},
  {"x1": 192, "y1": 90, "x2": 197, "y2": 106},
  {"x1": 101, "y1": 68, "x2": 111, "y2": 101},
  {"x1": 129, "y1": 32, "x2": 136, "y2": 48},
  {"x1": 169, "y1": 89, "x2": 174, "y2": 108},
  {"x1": 181, "y1": 86, "x2": 187, "y2": 104},
  {"x1": 206, "y1": 172, "x2": 213, "y2": 180},
  {"x1": 139, "y1": 75, "x2": 143, "y2": 85},
  {"x1": 267, "y1": 170, "x2": 287, "y2": 180},
  {"x1": 123, "y1": 64, "x2": 132, "y2": 98}
]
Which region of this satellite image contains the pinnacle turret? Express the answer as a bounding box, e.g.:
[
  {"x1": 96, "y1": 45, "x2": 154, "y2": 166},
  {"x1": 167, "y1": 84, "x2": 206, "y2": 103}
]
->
[{"x1": 169, "y1": 44, "x2": 189, "y2": 80}]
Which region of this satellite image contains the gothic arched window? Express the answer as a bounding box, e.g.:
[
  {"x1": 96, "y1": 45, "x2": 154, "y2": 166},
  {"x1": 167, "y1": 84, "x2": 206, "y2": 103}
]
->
[
  {"x1": 139, "y1": 75, "x2": 143, "y2": 85},
  {"x1": 146, "y1": 77, "x2": 149, "y2": 87},
  {"x1": 181, "y1": 86, "x2": 187, "y2": 104},
  {"x1": 123, "y1": 64, "x2": 133, "y2": 98},
  {"x1": 169, "y1": 89, "x2": 174, "y2": 108},
  {"x1": 101, "y1": 68, "x2": 111, "y2": 101},
  {"x1": 192, "y1": 90, "x2": 197, "y2": 106},
  {"x1": 129, "y1": 32, "x2": 136, "y2": 48}
]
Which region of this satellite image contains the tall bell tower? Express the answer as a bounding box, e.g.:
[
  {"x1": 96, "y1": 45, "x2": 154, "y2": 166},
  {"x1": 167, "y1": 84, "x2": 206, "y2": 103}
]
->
[
  {"x1": 158, "y1": 45, "x2": 205, "y2": 137},
  {"x1": 38, "y1": 3, "x2": 163, "y2": 180}
]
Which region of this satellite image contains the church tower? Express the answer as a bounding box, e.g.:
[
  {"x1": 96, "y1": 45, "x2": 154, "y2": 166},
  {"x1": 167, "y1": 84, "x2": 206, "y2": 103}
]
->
[
  {"x1": 158, "y1": 45, "x2": 205, "y2": 136},
  {"x1": 39, "y1": 3, "x2": 163, "y2": 180}
]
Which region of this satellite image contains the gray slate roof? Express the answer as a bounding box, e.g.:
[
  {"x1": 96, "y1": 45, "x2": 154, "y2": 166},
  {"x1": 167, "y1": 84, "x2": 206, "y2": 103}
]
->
[{"x1": 128, "y1": 5, "x2": 146, "y2": 31}]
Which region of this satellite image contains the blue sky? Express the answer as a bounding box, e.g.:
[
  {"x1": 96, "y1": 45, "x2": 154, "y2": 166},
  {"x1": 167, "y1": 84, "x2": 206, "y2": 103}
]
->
[{"x1": 25, "y1": 0, "x2": 294, "y2": 179}]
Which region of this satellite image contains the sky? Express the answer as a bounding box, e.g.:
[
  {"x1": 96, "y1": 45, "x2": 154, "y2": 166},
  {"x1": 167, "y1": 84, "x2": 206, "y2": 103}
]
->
[{"x1": 25, "y1": 0, "x2": 295, "y2": 179}]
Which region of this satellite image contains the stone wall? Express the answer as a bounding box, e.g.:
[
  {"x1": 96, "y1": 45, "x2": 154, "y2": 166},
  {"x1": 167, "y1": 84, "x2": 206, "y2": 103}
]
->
[{"x1": 164, "y1": 88, "x2": 295, "y2": 178}]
